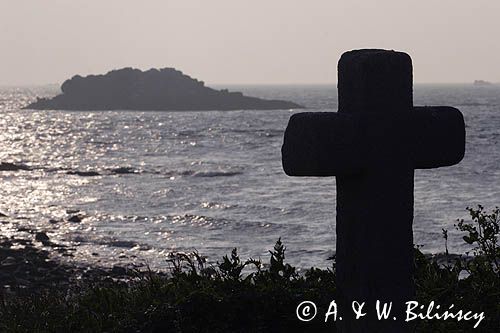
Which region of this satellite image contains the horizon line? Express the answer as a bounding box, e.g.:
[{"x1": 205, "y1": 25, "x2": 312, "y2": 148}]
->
[{"x1": 1, "y1": 81, "x2": 498, "y2": 88}]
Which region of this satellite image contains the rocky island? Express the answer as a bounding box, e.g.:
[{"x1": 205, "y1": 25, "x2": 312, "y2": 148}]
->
[{"x1": 25, "y1": 68, "x2": 303, "y2": 111}]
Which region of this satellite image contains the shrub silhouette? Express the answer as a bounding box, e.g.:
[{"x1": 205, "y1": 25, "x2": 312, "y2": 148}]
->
[{"x1": 0, "y1": 206, "x2": 498, "y2": 332}]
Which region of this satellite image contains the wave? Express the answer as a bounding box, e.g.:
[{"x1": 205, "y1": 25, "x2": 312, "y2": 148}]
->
[
  {"x1": 70, "y1": 234, "x2": 150, "y2": 250},
  {"x1": 458, "y1": 103, "x2": 491, "y2": 107},
  {"x1": 67, "y1": 170, "x2": 101, "y2": 177},
  {"x1": 66, "y1": 167, "x2": 139, "y2": 177},
  {"x1": 170, "y1": 213, "x2": 230, "y2": 228},
  {"x1": 109, "y1": 166, "x2": 137, "y2": 174},
  {"x1": 192, "y1": 170, "x2": 243, "y2": 177},
  {"x1": 62, "y1": 166, "x2": 243, "y2": 178}
]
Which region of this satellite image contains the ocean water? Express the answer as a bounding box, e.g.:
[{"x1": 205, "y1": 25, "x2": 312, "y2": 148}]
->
[{"x1": 0, "y1": 84, "x2": 499, "y2": 269}]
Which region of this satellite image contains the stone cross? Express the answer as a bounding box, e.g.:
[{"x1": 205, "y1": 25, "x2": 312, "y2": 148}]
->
[{"x1": 281, "y1": 49, "x2": 465, "y2": 332}]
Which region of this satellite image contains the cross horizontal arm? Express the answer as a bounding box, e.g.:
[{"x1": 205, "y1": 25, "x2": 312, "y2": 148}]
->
[
  {"x1": 412, "y1": 106, "x2": 465, "y2": 169},
  {"x1": 281, "y1": 107, "x2": 465, "y2": 176},
  {"x1": 281, "y1": 112, "x2": 363, "y2": 177}
]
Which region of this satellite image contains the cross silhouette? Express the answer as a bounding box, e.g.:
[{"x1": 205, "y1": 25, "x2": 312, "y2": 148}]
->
[{"x1": 282, "y1": 49, "x2": 465, "y2": 331}]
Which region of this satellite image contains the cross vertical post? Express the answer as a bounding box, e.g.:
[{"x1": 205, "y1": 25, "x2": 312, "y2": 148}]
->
[{"x1": 282, "y1": 49, "x2": 465, "y2": 332}]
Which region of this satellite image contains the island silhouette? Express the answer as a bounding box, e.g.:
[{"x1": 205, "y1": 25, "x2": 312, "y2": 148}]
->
[{"x1": 25, "y1": 68, "x2": 303, "y2": 111}]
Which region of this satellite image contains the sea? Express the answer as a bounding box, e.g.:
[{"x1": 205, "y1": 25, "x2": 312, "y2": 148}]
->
[{"x1": 0, "y1": 84, "x2": 499, "y2": 270}]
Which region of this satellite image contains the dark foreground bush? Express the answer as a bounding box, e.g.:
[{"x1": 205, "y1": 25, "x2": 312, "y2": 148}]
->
[{"x1": 0, "y1": 206, "x2": 498, "y2": 332}]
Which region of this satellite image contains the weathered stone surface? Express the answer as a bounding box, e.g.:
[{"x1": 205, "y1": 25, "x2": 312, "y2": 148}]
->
[
  {"x1": 282, "y1": 49, "x2": 465, "y2": 332},
  {"x1": 25, "y1": 68, "x2": 303, "y2": 111},
  {"x1": 282, "y1": 107, "x2": 465, "y2": 175}
]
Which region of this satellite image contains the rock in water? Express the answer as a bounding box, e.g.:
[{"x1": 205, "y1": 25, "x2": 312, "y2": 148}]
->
[
  {"x1": 0, "y1": 162, "x2": 30, "y2": 171},
  {"x1": 68, "y1": 215, "x2": 83, "y2": 223},
  {"x1": 35, "y1": 232, "x2": 50, "y2": 242},
  {"x1": 25, "y1": 68, "x2": 303, "y2": 111}
]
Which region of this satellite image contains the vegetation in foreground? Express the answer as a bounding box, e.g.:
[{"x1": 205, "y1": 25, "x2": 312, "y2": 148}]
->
[{"x1": 0, "y1": 206, "x2": 498, "y2": 332}]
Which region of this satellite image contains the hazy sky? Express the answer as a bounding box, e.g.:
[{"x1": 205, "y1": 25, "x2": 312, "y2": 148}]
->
[{"x1": 1, "y1": 0, "x2": 499, "y2": 85}]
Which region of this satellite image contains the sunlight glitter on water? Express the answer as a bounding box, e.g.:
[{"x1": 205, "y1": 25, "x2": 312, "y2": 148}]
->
[{"x1": 0, "y1": 85, "x2": 499, "y2": 269}]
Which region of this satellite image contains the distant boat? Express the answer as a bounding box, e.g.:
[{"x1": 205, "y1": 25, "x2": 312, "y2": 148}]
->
[{"x1": 473, "y1": 80, "x2": 493, "y2": 86}]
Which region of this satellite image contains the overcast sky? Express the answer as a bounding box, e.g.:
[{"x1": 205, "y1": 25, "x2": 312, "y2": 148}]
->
[{"x1": 1, "y1": 0, "x2": 499, "y2": 85}]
